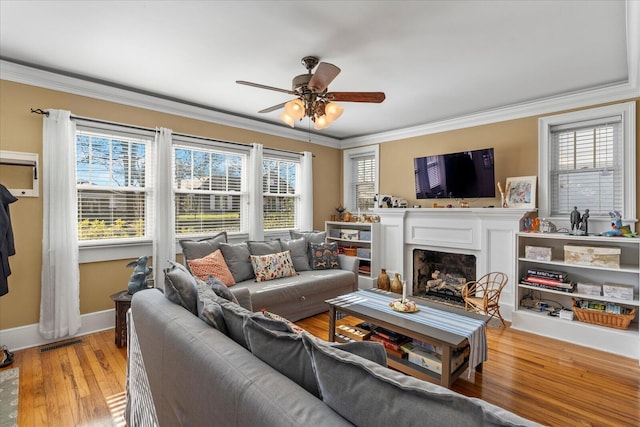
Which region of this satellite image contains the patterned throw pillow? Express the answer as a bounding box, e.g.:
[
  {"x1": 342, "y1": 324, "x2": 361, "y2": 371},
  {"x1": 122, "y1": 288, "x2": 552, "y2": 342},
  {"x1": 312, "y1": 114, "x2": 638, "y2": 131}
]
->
[
  {"x1": 261, "y1": 309, "x2": 306, "y2": 334},
  {"x1": 187, "y1": 249, "x2": 236, "y2": 286},
  {"x1": 250, "y1": 250, "x2": 297, "y2": 282},
  {"x1": 309, "y1": 242, "x2": 340, "y2": 270}
]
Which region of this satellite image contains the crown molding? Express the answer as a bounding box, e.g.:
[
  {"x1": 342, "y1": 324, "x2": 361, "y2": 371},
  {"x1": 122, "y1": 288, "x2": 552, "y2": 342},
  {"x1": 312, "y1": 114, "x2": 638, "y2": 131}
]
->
[{"x1": 0, "y1": 60, "x2": 340, "y2": 148}]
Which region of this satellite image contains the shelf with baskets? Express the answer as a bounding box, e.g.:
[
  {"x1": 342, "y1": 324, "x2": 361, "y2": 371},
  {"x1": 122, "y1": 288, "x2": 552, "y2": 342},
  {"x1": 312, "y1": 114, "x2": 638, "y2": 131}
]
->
[
  {"x1": 512, "y1": 232, "x2": 640, "y2": 361},
  {"x1": 325, "y1": 221, "x2": 380, "y2": 289}
]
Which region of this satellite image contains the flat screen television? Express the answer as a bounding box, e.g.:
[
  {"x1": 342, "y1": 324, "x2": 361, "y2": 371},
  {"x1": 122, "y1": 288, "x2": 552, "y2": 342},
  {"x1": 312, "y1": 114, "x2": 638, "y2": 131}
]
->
[{"x1": 414, "y1": 148, "x2": 495, "y2": 199}]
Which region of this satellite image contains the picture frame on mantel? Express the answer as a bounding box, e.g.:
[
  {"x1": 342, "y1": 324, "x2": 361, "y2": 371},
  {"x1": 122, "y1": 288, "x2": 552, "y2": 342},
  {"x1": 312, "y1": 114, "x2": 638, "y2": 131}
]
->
[{"x1": 505, "y1": 176, "x2": 536, "y2": 208}]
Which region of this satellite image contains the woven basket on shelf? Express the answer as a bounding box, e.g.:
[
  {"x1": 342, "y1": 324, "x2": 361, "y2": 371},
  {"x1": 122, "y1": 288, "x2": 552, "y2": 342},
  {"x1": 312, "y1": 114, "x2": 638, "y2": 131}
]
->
[
  {"x1": 572, "y1": 301, "x2": 636, "y2": 330},
  {"x1": 343, "y1": 247, "x2": 358, "y2": 256}
]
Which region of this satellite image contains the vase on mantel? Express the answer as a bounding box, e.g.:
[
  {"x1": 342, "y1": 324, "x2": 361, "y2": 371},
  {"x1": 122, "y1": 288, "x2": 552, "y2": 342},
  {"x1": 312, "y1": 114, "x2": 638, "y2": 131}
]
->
[
  {"x1": 377, "y1": 268, "x2": 390, "y2": 291},
  {"x1": 390, "y1": 273, "x2": 402, "y2": 294}
]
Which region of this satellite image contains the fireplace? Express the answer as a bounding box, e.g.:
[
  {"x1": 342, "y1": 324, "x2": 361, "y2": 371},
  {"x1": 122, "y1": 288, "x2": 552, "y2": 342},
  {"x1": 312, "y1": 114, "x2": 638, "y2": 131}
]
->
[{"x1": 412, "y1": 249, "x2": 476, "y2": 305}]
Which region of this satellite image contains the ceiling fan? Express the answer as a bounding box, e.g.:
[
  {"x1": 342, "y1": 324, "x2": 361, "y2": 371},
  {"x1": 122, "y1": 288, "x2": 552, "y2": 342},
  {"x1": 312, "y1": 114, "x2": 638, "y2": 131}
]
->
[{"x1": 236, "y1": 56, "x2": 385, "y2": 130}]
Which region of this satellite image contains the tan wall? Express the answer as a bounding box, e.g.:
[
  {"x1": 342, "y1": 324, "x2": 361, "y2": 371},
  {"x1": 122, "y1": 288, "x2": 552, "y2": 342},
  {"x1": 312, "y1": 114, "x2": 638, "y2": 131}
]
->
[
  {"x1": 378, "y1": 100, "x2": 640, "y2": 211},
  {"x1": 0, "y1": 79, "x2": 637, "y2": 332},
  {"x1": 0, "y1": 80, "x2": 342, "y2": 329}
]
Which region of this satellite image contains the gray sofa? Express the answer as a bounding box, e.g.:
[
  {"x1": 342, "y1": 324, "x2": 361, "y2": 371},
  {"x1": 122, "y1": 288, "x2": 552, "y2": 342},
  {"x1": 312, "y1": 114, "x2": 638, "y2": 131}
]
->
[
  {"x1": 179, "y1": 231, "x2": 358, "y2": 321},
  {"x1": 126, "y1": 289, "x2": 541, "y2": 427}
]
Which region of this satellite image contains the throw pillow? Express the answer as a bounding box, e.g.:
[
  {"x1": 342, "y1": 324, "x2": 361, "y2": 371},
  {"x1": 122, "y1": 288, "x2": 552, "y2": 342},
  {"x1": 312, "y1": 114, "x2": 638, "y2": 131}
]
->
[
  {"x1": 247, "y1": 240, "x2": 282, "y2": 255},
  {"x1": 179, "y1": 231, "x2": 228, "y2": 271},
  {"x1": 280, "y1": 237, "x2": 311, "y2": 271},
  {"x1": 217, "y1": 298, "x2": 254, "y2": 349},
  {"x1": 163, "y1": 261, "x2": 199, "y2": 315},
  {"x1": 205, "y1": 276, "x2": 239, "y2": 304},
  {"x1": 219, "y1": 242, "x2": 255, "y2": 283},
  {"x1": 261, "y1": 309, "x2": 306, "y2": 334},
  {"x1": 194, "y1": 279, "x2": 228, "y2": 334},
  {"x1": 250, "y1": 250, "x2": 297, "y2": 282},
  {"x1": 243, "y1": 315, "x2": 388, "y2": 399},
  {"x1": 187, "y1": 249, "x2": 236, "y2": 286},
  {"x1": 289, "y1": 230, "x2": 326, "y2": 244},
  {"x1": 309, "y1": 242, "x2": 340, "y2": 270},
  {"x1": 301, "y1": 334, "x2": 502, "y2": 427}
]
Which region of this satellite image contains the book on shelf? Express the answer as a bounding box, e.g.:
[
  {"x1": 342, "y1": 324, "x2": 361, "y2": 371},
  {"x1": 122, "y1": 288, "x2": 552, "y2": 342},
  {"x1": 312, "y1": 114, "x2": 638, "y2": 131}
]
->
[
  {"x1": 524, "y1": 275, "x2": 570, "y2": 287},
  {"x1": 520, "y1": 280, "x2": 575, "y2": 293},
  {"x1": 371, "y1": 326, "x2": 409, "y2": 343},
  {"x1": 369, "y1": 334, "x2": 411, "y2": 351},
  {"x1": 526, "y1": 268, "x2": 568, "y2": 281}
]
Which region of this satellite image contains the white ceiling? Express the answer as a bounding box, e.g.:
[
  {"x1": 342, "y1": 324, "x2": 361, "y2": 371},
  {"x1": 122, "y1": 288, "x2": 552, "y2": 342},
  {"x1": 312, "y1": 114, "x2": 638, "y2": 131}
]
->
[{"x1": 0, "y1": 1, "x2": 637, "y2": 145}]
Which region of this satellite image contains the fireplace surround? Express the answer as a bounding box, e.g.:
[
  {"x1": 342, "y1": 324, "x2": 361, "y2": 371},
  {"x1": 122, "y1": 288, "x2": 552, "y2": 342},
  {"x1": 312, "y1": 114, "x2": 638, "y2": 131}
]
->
[{"x1": 373, "y1": 207, "x2": 534, "y2": 320}]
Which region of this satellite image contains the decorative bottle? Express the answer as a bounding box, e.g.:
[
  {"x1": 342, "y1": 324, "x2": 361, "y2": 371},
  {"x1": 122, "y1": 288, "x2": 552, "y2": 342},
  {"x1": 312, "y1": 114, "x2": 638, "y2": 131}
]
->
[
  {"x1": 390, "y1": 273, "x2": 402, "y2": 294},
  {"x1": 377, "y1": 268, "x2": 390, "y2": 291}
]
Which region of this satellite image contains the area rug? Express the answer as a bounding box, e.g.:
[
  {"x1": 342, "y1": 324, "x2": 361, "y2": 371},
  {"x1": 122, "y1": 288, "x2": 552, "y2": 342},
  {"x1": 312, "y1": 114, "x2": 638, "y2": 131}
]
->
[{"x1": 0, "y1": 368, "x2": 19, "y2": 427}]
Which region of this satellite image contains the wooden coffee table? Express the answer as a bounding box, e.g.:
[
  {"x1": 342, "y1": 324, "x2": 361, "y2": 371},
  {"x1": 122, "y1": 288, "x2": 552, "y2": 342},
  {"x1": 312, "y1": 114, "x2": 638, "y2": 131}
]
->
[{"x1": 326, "y1": 289, "x2": 488, "y2": 388}]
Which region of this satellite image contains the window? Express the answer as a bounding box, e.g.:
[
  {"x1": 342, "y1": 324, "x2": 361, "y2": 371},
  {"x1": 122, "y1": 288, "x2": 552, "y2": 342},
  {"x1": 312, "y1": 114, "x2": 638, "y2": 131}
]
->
[
  {"x1": 173, "y1": 142, "x2": 246, "y2": 236},
  {"x1": 539, "y1": 102, "x2": 635, "y2": 221},
  {"x1": 343, "y1": 145, "x2": 379, "y2": 212},
  {"x1": 76, "y1": 125, "x2": 153, "y2": 243},
  {"x1": 263, "y1": 155, "x2": 299, "y2": 230}
]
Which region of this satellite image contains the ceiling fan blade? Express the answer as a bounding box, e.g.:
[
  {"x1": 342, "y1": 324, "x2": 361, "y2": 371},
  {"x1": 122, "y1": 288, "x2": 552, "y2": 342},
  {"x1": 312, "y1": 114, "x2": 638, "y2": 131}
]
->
[
  {"x1": 308, "y1": 62, "x2": 341, "y2": 93},
  {"x1": 327, "y1": 92, "x2": 386, "y2": 103},
  {"x1": 258, "y1": 102, "x2": 287, "y2": 113},
  {"x1": 236, "y1": 80, "x2": 296, "y2": 95}
]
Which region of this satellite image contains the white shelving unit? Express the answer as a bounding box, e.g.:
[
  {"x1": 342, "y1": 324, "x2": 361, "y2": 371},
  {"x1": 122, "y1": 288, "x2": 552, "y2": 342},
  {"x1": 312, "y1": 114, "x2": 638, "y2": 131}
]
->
[
  {"x1": 512, "y1": 232, "x2": 640, "y2": 361},
  {"x1": 325, "y1": 221, "x2": 380, "y2": 289}
]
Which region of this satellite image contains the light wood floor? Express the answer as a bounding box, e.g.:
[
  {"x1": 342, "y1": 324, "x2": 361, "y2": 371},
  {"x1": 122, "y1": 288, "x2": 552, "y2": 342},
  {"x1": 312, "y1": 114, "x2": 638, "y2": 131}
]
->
[{"x1": 2, "y1": 315, "x2": 639, "y2": 427}]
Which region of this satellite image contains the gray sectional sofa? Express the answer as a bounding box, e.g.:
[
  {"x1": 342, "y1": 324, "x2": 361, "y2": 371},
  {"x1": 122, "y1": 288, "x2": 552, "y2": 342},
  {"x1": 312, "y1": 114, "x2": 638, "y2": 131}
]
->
[
  {"x1": 178, "y1": 231, "x2": 358, "y2": 321},
  {"x1": 126, "y1": 288, "x2": 541, "y2": 427}
]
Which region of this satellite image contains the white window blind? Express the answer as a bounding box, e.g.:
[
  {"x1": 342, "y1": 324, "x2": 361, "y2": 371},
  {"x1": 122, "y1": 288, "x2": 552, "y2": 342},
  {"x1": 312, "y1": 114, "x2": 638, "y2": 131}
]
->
[
  {"x1": 549, "y1": 116, "x2": 622, "y2": 216},
  {"x1": 76, "y1": 127, "x2": 153, "y2": 242},
  {"x1": 352, "y1": 154, "x2": 376, "y2": 210},
  {"x1": 263, "y1": 156, "x2": 299, "y2": 230},
  {"x1": 173, "y1": 143, "x2": 246, "y2": 235}
]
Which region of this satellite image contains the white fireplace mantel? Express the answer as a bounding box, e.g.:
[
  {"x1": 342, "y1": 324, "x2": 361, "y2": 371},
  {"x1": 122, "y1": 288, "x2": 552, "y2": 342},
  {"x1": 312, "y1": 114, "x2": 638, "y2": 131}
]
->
[{"x1": 373, "y1": 208, "x2": 534, "y2": 320}]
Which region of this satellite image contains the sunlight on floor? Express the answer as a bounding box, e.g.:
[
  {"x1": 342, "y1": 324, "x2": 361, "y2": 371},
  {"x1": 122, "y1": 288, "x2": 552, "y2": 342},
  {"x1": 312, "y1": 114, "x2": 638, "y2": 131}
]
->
[{"x1": 107, "y1": 391, "x2": 126, "y2": 427}]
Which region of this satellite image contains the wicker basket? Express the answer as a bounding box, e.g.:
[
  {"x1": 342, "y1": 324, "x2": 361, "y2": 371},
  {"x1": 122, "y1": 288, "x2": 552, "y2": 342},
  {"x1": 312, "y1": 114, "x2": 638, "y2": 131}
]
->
[
  {"x1": 572, "y1": 301, "x2": 636, "y2": 330},
  {"x1": 343, "y1": 247, "x2": 358, "y2": 256}
]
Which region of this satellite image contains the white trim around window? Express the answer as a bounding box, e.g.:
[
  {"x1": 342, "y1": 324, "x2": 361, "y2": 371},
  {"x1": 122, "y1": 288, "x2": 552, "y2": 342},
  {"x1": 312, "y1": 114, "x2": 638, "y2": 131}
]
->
[
  {"x1": 343, "y1": 145, "x2": 379, "y2": 212},
  {"x1": 538, "y1": 101, "x2": 636, "y2": 229}
]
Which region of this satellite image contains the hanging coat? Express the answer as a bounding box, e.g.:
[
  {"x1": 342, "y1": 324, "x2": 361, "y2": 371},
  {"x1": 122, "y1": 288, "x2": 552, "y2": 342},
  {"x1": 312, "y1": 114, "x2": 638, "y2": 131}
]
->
[{"x1": 0, "y1": 184, "x2": 17, "y2": 296}]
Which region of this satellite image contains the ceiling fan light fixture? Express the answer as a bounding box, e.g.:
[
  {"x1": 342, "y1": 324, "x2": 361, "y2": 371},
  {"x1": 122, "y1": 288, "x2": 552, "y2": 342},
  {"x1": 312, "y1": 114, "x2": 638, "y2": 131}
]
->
[
  {"x1": 313, "y1": 114, "x2": 330, "y2": 130},
  {"x1": 284, "y1": 98, "x2": 305, "y2": 120},
  {"x1": 279, "y1": 111, "x2": 296, "y2": 127},
  {"x1": 324, "y1": 102, "x2": 344, "y2": 123}
]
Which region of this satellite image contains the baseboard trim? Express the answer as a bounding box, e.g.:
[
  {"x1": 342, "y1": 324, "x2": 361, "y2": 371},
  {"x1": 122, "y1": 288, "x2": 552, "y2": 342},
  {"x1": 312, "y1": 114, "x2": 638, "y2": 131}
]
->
[{"x1": 0, "y1": 309, "x2": 115, "y2": 351}]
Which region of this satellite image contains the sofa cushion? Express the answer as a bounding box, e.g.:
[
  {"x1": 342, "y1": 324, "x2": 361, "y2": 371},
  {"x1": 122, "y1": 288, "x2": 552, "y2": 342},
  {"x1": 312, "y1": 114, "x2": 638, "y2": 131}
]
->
[
  {"x1": 280, "y1": 237, "x2": 311, "y2": 271},
  {"x1": 247, "y1": 240, "x2": 282, "y2": 255},
  {"x1": 301, "y1": 334, "x2": 529, "y2": 427},
  {"x1": 218, "y1": 298, "x2": 254, "y2": 349},
  {"x1": 250, "y1": 250, "x2": 297, "y2": 282},
  {"x1": 187, "y1": 249, "x2": 236, "y2": 286},
  {"x1": 163, "y1": 261, "x2": 199, "y2": 314},
  {"x1": 194, "y1": 279, "x2": 228, "y2": 334},
  {"x1": 309, "y1": 242, "x2": 340, "y2": 270},
  {"x1": 244, "y1": 315, "x2": 387, "y2": 399},
  {"x1": 206, "y1": 276, "x2": 238, "y2": 304},
  {"x1": 289, "y1": 230, "x2": 326, "y2": 243},
  {"x1": 179, "y1": 231, "x2": 228, "y2": 270},
  {"x1": 261, "y1": 309, "x2": 305, "y2": 334},
  {"x1": 220, "y1": 242, "x2": 255, "y2": 283}
]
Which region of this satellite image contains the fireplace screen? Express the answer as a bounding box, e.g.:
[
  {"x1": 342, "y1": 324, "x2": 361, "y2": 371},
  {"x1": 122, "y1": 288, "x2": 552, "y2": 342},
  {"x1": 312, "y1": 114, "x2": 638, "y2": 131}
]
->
[{"x1": 413, "y1": 249, "x2": 476, "y2": 305}]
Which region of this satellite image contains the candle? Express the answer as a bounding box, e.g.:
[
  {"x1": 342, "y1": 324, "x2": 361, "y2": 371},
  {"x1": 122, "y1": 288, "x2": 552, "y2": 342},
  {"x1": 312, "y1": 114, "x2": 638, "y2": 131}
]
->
[{"x1": 402, "y1": 280, "x2": 407, "y2": 302}]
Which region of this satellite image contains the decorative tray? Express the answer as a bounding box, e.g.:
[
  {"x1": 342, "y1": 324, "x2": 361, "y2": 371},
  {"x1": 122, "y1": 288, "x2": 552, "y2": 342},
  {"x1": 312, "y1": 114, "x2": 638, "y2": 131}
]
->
[{"x1": 389, "y1": 299, "x2": 419, "y2": 313}]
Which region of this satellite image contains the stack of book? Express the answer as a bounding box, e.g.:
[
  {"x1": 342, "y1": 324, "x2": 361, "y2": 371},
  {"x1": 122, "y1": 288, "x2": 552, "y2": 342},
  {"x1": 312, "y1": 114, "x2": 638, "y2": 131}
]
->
[
  {"x1": 368, "y1": 327, "x2": 411, "y2": 358},
  {"x1": 521, "y1": 268, "x2": 574, "y2": 292}
]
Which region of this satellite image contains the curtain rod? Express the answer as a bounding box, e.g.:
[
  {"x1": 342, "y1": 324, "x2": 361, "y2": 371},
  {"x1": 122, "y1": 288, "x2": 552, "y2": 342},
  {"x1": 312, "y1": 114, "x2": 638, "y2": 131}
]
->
[{"x1": 30, "y1": 108, "x2": 313, "y2": 157}]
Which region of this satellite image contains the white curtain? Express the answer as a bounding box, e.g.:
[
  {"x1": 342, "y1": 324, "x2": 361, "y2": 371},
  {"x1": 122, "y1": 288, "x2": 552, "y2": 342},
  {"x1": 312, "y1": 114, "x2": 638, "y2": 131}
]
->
[
  {"x1": 248, "y1": 143, "x2": 264, "y2": 240},
  {"x1": 152, "y1": 128, "x2": 175, "y2": 288},
  {"x1": 299, "y1": 151, "x2": 314, "y2": 231},
  {"x1": 39, "y1": 110, "x2": 81, "y2": 340}
]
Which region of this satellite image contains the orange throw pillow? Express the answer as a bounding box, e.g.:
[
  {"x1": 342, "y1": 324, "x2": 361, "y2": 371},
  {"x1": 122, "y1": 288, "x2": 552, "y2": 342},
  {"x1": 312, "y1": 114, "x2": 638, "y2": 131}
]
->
[{"x1": 187, "y1": 249, "x2": 236, "y2": 287}]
